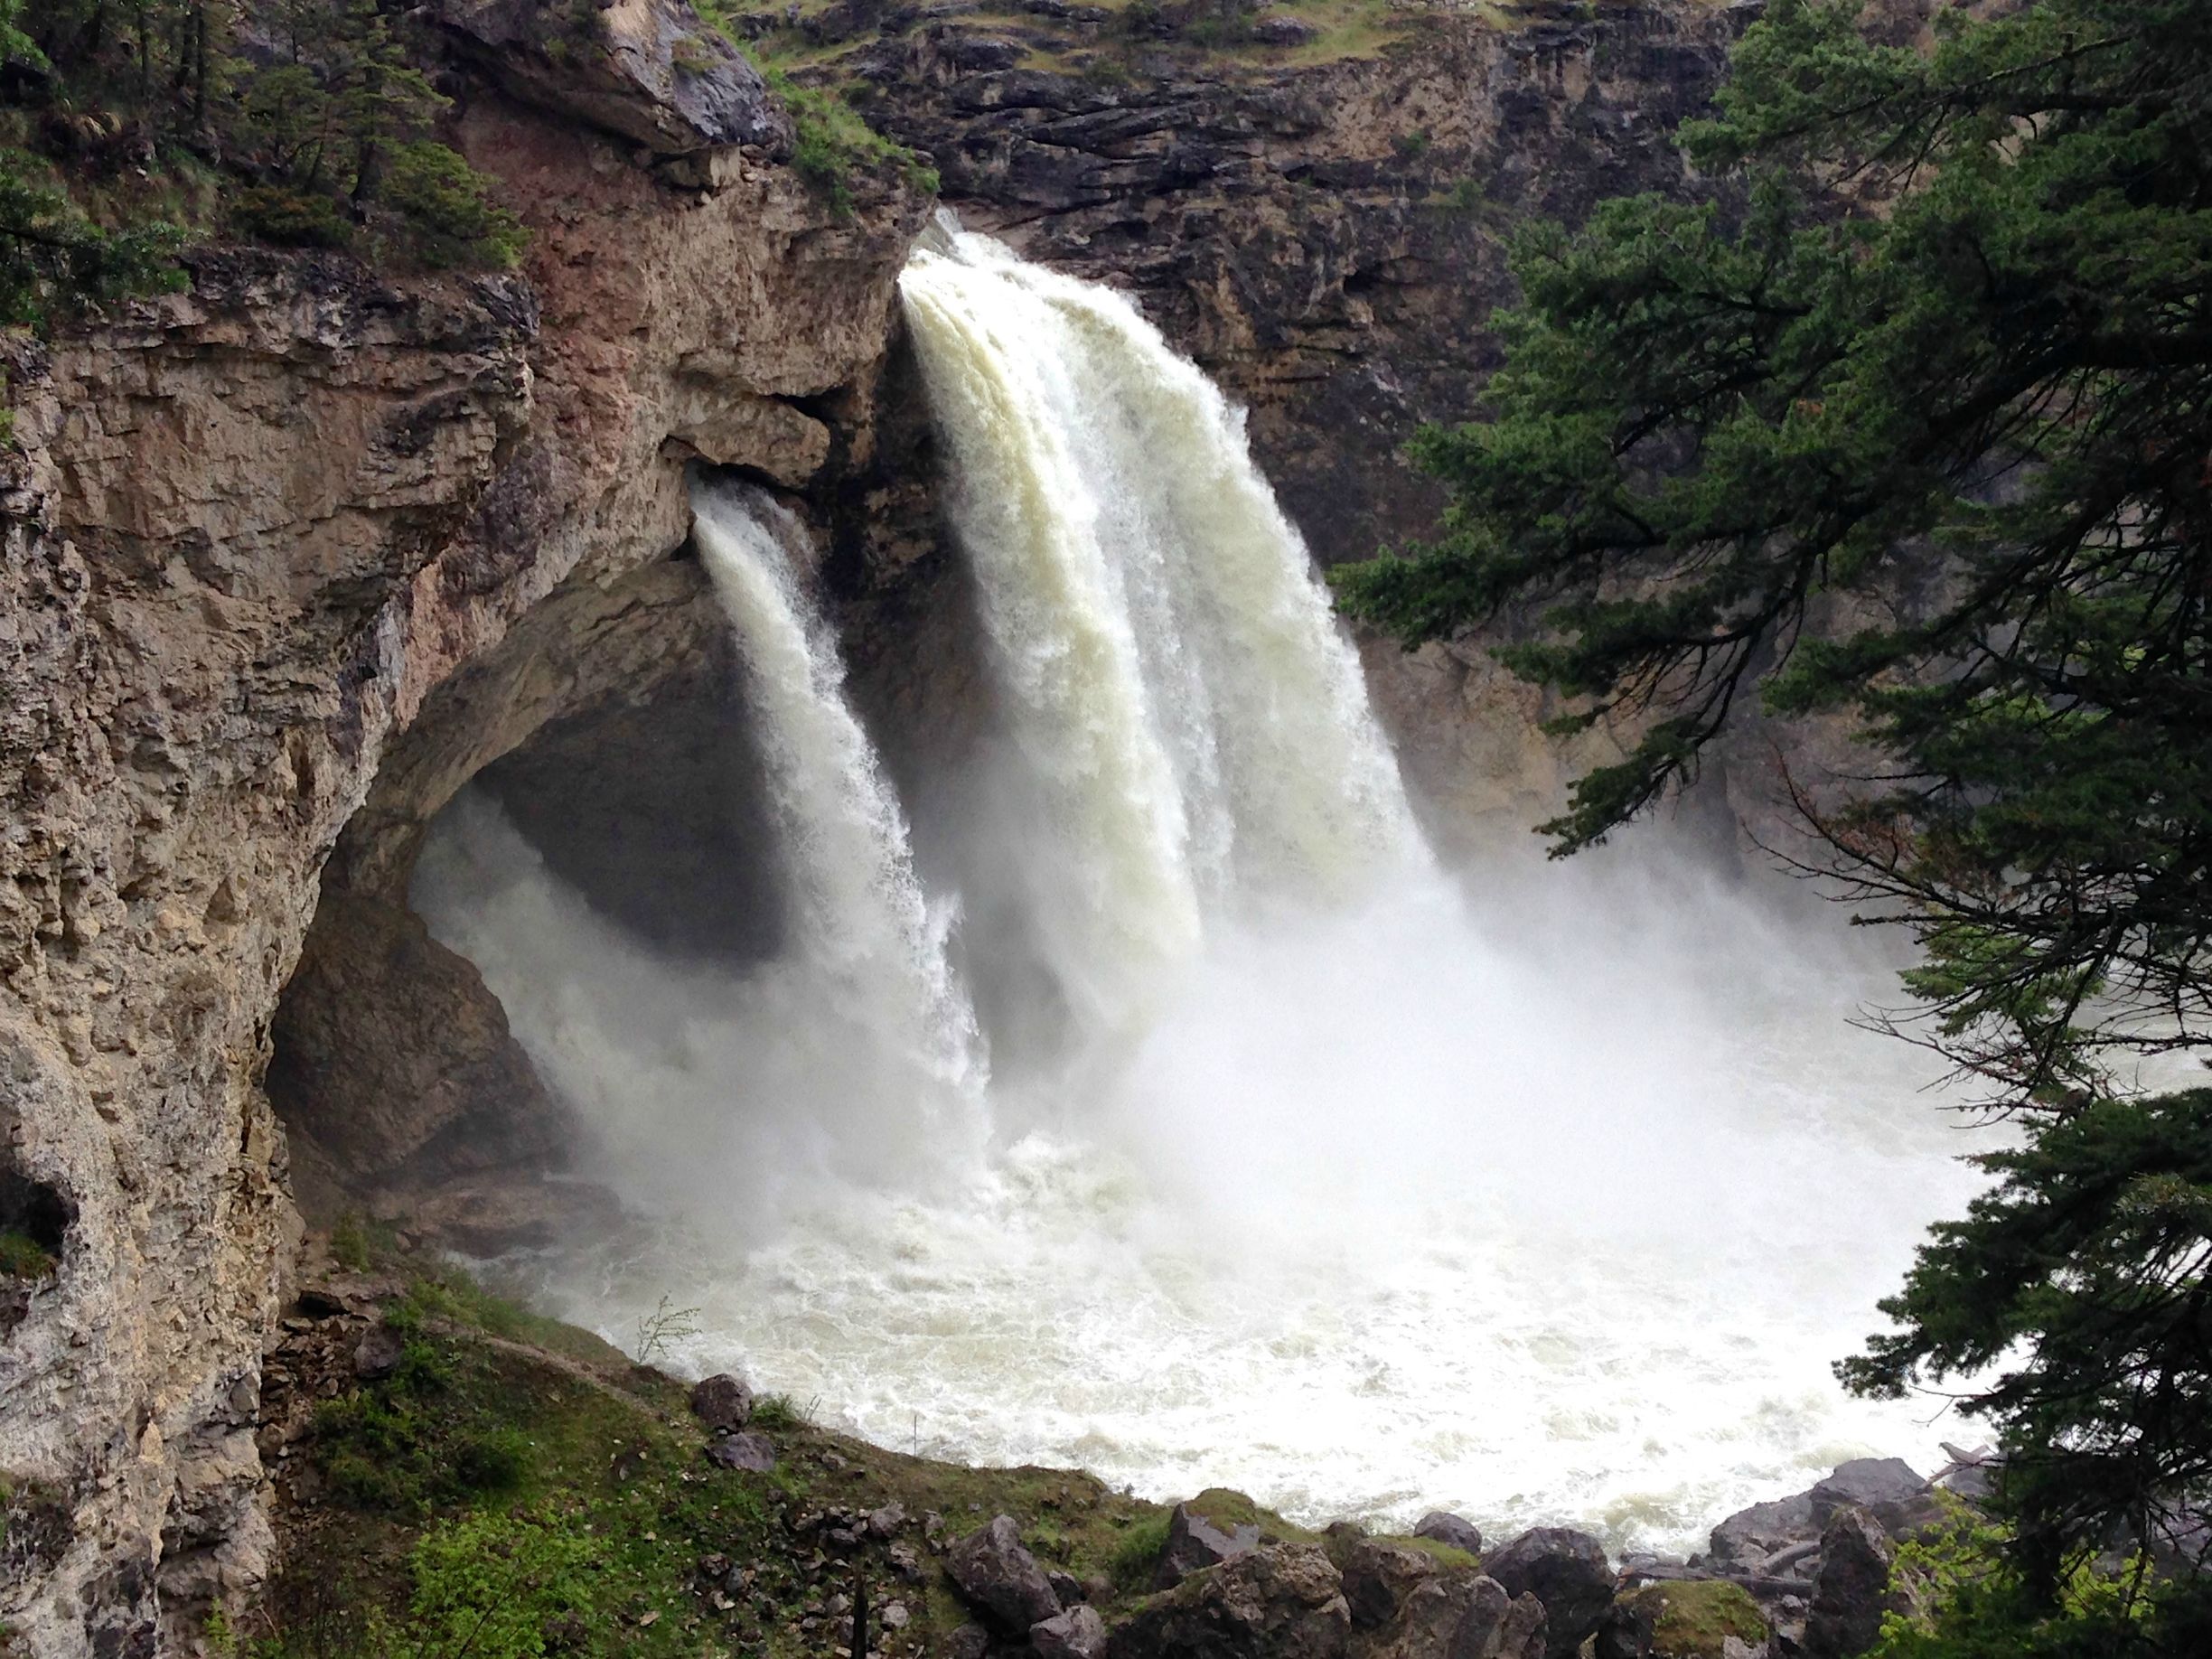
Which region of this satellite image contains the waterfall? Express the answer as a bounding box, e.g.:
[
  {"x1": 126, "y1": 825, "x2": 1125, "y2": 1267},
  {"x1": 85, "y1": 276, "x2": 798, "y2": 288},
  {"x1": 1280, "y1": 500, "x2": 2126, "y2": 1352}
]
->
[
  {"x1": 899, "y1": 224, "x2": 1426, "y2": 1033},
  {"x1": 413, "y1": 486, "x2": 985, "y2": 1214},
  {"x1": 691, "y1": 483, "x2": 985, "y2": 1104},
  {"x1": 423, "y1": 225, "x2": 1987, "y2": 1562}
]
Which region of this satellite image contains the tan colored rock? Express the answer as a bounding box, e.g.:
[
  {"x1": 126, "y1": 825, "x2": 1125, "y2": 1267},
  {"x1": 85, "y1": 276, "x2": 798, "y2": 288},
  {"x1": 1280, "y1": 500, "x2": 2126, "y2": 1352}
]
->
[{"x1": 0, "y1": 51, "x2": 924, "y2": 1657}]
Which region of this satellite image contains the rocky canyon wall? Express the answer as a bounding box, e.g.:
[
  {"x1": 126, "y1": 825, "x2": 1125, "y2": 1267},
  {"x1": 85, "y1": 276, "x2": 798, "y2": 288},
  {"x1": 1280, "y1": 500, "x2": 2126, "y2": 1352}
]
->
[
  {"x1": 0, "y1": 4, "x2": 927, "y2": 1647},
  {"x1": 834, "y1": 0, "x2": 1805, "y2": 848},
  {"x1": 0, "y1": 1, "x2": 1863, "y2": 1648}
]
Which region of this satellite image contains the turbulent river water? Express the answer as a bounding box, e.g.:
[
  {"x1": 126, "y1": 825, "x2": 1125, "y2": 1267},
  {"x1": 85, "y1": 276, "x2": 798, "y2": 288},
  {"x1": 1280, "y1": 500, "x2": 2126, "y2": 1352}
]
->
[{"x1": 413, "y1": 223, "x2": 1990, "y2": 1558}]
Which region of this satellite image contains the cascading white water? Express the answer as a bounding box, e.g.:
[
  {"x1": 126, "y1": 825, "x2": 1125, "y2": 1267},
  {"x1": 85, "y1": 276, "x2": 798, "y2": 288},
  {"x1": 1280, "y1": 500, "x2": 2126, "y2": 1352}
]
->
[
  {"x1": 900, "y1": 227, "x2": 1426, "y2": 966},
  {"x1": 418, "y1": 230, "x2": 1993, "y2": 1557},
  {"x1": 414, "y1": 485, "x2": 984, "y2": 1215},
  {"x1": 690, "y1": 485, "x2": 984, "y2": 1107}
]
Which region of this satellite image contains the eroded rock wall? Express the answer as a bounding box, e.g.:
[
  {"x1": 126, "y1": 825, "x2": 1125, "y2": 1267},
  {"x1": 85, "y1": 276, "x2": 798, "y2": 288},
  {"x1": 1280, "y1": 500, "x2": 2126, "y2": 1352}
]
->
[
  {"x1": 0, "y1": 31, "x2": 924, "y2": 1652},
  {"x1": 848, "y1": 1, "x2": 1757, "y2": 845}
]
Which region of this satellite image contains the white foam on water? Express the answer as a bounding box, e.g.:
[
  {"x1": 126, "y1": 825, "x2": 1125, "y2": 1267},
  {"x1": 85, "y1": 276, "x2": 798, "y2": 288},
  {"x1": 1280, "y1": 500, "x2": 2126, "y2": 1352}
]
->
[{"x1": 416, "y1": 229, "x2": 1993, "y2": 1560}]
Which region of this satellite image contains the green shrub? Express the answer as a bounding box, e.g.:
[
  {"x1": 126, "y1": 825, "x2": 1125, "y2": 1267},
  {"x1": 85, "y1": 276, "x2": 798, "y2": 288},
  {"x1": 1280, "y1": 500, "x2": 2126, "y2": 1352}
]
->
[
  {"x1": 748, "y1": 1392, "x2": 809, "y2": 1431},
  {"x1": 380, "y1": 1507, "x2": 599, "y2": 1659},
  {"x1": 395, "y1": 1338, "x2": 455, "y2": 1395},
  {"x1": 1868, "y1": 1505, "x2": 2212, "y2": 1658},
  {"x1": 381, "y1": 142, "x2": 527, "y2": 270},
  {"x1": 0, "y1": 1231, "x2": 55, "y2": 1281},
  {"x1": 1110, "y1": 1512, "x2": 1171, "y2": 1591},
  {"x1": 328, "y1": 1214, "x2": 372, "y2": 1271},
  {"x1": 0, "y1": 148, "x2": 184, "y2": 330},
  {"x1": 230, "y1": 185, "x2": 352, "y2": 251},
  {"x1": 670, "y1": 33, "x2": 718, "y2": 77},
  {"x1": 451, "y1": 1426, "x2": 530, "y2": 1495}
]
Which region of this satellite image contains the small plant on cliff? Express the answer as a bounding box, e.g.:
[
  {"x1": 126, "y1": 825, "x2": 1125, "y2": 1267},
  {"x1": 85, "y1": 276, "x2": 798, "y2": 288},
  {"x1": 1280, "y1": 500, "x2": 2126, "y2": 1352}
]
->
[
  {"x1": 1109, "y1": 1511, "x2": 1171, "y2": 1590},
  {"x1": 382, "y1": 142, "x2": 527, "y2": 270},
  {"x1": 686, "y1": 4, "x2": 938, "y2": 210},
  {"x1": 632, "y1": 1294, "x2": 701, "y2": 1364},
  {"x1": 328, "y1": 1214, "x2": 371, "y2": 1271},
  {"x1": 370, "y1": 1507, "x2": 599, "y2": 1659},
  {"x1": 9, "y1": 0, "x2": 524, "y2": 275},
  {"x1": 747, "y1": 1391, "x2": 810, "y2": 1431},
  {"x1": 0, "y1": 148, "x2": 185, "y2": 331},
  {"x1": 0, "y1": 1231, "x2": 55, "y2": 1281}
]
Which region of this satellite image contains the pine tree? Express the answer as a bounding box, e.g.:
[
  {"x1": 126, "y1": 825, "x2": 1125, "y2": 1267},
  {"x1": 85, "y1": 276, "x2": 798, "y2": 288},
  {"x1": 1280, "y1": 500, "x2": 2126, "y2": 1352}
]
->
[{"x1": 1336, "y1": 0, "x2": 2212, "y2": 1596}]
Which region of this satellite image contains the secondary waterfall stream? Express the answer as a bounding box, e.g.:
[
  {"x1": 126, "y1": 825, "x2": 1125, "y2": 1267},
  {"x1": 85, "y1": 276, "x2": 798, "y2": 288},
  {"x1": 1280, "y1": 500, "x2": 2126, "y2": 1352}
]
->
[{"x1": 414, "y1": 228, "x2": 1989, "y2": 1555}]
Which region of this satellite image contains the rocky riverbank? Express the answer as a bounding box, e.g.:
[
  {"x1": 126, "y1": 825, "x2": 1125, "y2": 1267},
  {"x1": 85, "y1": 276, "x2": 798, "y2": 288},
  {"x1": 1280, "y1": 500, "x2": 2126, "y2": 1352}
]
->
[{"x1": 221, "y1": 1239, "x2": 1993, "y2": 1659}]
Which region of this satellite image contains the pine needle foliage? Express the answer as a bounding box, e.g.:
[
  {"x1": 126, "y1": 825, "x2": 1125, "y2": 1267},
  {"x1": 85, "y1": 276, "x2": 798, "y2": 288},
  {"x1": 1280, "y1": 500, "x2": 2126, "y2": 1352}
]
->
[{"x1": 1335, "y1": 0, "x2": 2212, "y2": 1600}]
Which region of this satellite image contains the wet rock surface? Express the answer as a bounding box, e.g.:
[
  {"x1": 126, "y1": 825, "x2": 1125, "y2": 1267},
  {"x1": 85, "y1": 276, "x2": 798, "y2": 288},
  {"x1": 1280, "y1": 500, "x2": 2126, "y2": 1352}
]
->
[
  {"x1": 1037, "y1": 1602, "x2": 1113, "y2": 1659},
  {"x1": 1803, "y1": 1508, "x2": 1896, "y2": 1659},
  {"x1": 1336, "y1": 1538, "x2": 1444, "y2": 1630},
  {"x1": 948, "y1": 1514, "x2": 1065, "y2": 1634},
  {"x1": 691, "y1": 1371, "x2": 758, "y2": 1432},
  {"x1": 1158, "y1": 1500, "x2": 1266, "y2": 1589},
  {"x1": 1483, "y1": 1528, "x2": 1615, "y2": 1659},
  {"x1": 1413, "y1": 1513, "x2": 1485, "y2": 1557},
  {"x1": 706, "y1": 1432, "x2": 779, "y2": 1474},
  {"x1": 1109, "y1": 1542, "x2": 1352, "y2": 1659}
]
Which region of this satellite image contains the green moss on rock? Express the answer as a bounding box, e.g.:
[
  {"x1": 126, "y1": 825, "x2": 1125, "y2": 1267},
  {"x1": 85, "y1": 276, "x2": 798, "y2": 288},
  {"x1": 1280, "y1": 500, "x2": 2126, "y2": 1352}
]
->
[
  {"x1": 1379, "y1": 1533, "x2": 1481, "y2": 1572},
  {"x1": 1612, "y1": 1579, "x2": 1771, "y2": 1658}
]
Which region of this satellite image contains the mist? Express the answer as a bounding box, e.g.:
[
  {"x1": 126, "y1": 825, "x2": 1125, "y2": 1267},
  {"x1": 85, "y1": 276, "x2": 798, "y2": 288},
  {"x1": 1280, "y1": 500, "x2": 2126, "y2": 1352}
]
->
[{"x1": 409, "y1": 226, "x2": 1993, "y2": 1558}]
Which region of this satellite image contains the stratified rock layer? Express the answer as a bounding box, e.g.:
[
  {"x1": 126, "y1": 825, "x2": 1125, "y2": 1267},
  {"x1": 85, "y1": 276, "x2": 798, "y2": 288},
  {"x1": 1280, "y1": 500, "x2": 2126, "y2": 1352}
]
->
[{"x1": 0, "y1": 34, "x2": 924, "y2": 1652}]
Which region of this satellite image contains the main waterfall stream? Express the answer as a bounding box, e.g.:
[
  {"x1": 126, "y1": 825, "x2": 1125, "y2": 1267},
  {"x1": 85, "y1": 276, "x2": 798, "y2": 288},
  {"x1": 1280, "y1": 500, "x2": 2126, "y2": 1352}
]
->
[{"x1": 414, "y1": 226, "x2": 1988, "y2": 1555}]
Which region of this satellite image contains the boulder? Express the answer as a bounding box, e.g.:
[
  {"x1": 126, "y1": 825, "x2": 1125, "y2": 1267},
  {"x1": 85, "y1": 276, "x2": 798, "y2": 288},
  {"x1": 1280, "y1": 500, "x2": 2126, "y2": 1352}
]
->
[
  {"x1": 703, "y1": 1431, "x2": 775, "y2": 1472},
  {"x1": 1483, "y1": 1528, "x2": 1614, "y2": 1659},
  {"x1": 1414, "y1": 1513, "x2": 1485, "y2": 1557},
  {"x1": 689, "y1": 1372, "x2": 754, "y2": 1433},
  {"x1": 1706, "y1": 1495, "x2": 1817, "y2": 1574},
  {"x1": 1036, "y1": 1604, "x2": 1111, "y2": 1659},
  {"x1": 1367, "y1": 1573, "x2": 1545, "y2": 1659},
  {"x1": 947, "y1": 1625, "x2": 991, "y2": 1659},
  {"x1": 1156, "y1": 1501, "x2": 1263, "y2": 1589},
  {"x1": 1337, "y1": 1538, "x2": 1440, "y2": 1628},
  {"x1": 1803, "y1": 1507, "x2": 1893, "y2": 1659},
  {"x1": 947, "y1": 1514, "x2": 1062, "y2": 1635},
  {"x1": 1108, "y1": 1543, "x2": 1351, "y2": 1659},
  {"x1": 352, "y1": 1323, "x2": 404, "y2": 1382},
  {"x1": 1251, "y1": 14, "x2": 1317, "y2": 44},
  {"x1": 1051, "y1": 1568, "x2": 1090, "y2": 1606},
  {"x1": 1596, "y1": 1581, "x2": 1771, "y2": 1658},
  {"x1": 1810, "y1": 1459, "x2": 1942, "y2": 1537},
  {"x1": 424, "y1": 0, "x2": 792, "y2": 156}
]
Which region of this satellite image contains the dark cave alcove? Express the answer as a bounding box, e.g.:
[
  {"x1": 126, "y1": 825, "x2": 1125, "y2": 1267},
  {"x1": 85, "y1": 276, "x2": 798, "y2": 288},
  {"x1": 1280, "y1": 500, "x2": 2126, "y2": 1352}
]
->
[{"x1": 261, "y1": 545, "x2": 799, "y2": 1255}]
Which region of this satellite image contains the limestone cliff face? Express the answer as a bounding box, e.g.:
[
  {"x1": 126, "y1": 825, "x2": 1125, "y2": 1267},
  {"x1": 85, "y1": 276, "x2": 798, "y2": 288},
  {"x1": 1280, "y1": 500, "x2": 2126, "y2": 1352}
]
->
[{"x1": 0, "y1": 16, "x2": 924, "y2": 1650}]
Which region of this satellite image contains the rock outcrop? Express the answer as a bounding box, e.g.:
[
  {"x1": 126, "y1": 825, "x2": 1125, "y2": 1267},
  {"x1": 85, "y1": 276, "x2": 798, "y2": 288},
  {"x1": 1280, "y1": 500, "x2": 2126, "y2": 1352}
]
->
[
  {"x1": 1483, "y1": 1528, "x2": 1614, "y2": 1659},
  {"x1": 947, "y1": 1514, "x2": 1065, "y2": 1634},
  {"x1": 1109, "y1": 1542, "x2": 1352, "y2": 1659},
  {"x1": 0, "y1": 21, "x2": 925, "y2": 1652}
]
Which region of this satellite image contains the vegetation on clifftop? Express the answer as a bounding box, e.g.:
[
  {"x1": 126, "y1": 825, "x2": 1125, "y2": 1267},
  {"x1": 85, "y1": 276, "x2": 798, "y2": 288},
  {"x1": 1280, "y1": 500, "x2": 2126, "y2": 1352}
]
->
[
  {"x1": 0, "y1": 0, "x2": 531, "y2": 335},
  {"x1": 1338, "y1": 0, "x2": 2212, "y2": 1641}
]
